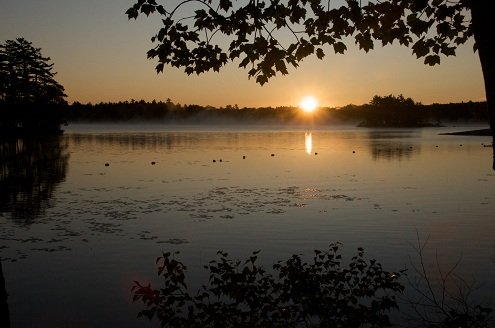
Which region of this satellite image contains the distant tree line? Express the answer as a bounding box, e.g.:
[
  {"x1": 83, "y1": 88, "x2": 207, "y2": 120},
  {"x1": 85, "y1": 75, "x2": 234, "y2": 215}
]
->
[
  {"x1": 68, "y1": 95, "x2": 488, "y2": 127},
  {"x1": 362, "y1": 94, "x2": 488, "y2": 126},
  {"x1": 69, "y1": 99, "x2": 312, "y2": 124},
  {"x1": 344, "y1": 95, "x2": 488, "y2": 127}
]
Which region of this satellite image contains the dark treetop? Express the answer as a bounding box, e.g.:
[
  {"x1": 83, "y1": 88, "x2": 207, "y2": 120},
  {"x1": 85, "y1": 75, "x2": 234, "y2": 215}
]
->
[{"x1": 0, "y1": 38, "x2": 67, "y2": 135}]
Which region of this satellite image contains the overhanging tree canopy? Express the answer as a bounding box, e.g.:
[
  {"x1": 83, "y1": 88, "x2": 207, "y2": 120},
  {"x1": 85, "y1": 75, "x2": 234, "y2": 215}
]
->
[{"x1": 126, "y1": 0, "x2": 494, "y2": 138}]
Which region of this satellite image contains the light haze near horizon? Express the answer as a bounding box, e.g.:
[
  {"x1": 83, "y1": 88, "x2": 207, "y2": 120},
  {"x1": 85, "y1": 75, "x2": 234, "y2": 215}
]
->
[{"x1": 0, "y1": 0, "x2": 486, "y2": 107}]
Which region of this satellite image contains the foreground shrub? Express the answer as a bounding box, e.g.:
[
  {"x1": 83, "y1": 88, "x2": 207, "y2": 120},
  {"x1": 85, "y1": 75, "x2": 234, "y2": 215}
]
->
[{"x1": 132, "y1": 243, "x2": 404, "y2": 327}]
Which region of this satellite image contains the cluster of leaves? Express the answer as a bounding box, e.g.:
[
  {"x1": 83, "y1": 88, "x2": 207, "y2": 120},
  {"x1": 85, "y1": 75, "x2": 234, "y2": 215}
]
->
[
  {"x1": 126, "y1": 0, "x2": 473, "y2": 84},
  {"x1": 132, "y1": 243, "x2": 405, "y2": 327}
]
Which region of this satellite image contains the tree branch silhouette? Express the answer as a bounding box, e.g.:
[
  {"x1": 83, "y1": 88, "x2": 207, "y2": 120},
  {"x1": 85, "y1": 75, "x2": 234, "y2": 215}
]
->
[{"x1": 126, "y1": 0, "x2": 495, "y2": 139}]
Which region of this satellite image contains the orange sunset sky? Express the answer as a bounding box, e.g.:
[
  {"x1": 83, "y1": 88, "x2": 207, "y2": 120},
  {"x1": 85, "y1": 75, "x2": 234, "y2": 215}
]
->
[{"x1": 0, "y1": 0, "x2": 486, "y2": 108}]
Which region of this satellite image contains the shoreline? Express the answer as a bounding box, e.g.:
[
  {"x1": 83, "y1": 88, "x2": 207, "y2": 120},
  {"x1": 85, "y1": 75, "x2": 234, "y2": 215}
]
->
[{"x1": 440, "y1": 128, "x2": 492, "y2": 136}]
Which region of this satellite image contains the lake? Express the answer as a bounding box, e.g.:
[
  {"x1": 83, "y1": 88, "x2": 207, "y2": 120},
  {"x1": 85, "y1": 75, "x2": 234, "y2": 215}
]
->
[{"x1": 1, "y1": 124, "x2": 494, "y2": 327}]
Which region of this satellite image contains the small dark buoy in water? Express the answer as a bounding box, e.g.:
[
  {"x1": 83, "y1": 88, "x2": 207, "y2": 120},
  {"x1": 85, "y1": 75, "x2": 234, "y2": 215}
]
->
[
  {"x1": 435, "y1": 145, "x2": 439, "y2": 148},
  {"x1": 105, "y1": 163, "x2": 109, "y2": 167},
  {"x1": 352, "y1": 151, "x2": 356, "y2": 154},
  {"x1": 151, "y1": 161, "x2": 156, "y2": 165},
  {"x1": 213, "y1": 159, "x2": 216, "y2": 163},
  {"x1": 314, "y1": 152, "x2": 318, "y2": 155},
  {"x1": 271, "y1": 154, "x2": 275, "y2": 157},
  {"x1": 460, "y1": 144, "x2": 463, "y2": 146},
  {"x1": 219, "y1": 159, "x2": 222, "y2": 162},
  {"x1": 242, "y1": 155, "x2": 246, "y2": 159}
]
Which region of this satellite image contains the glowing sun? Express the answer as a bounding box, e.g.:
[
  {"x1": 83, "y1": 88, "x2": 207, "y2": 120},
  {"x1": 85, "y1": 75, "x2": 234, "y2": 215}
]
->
[{"x1": 299, "y1": 96, "x2": 319, "y2": 113}]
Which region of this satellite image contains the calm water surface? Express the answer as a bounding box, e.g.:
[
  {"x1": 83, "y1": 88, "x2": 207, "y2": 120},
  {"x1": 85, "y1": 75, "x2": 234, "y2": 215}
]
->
[{"x1": 1, "y1": 124, "x2": 494, "y2": 327}]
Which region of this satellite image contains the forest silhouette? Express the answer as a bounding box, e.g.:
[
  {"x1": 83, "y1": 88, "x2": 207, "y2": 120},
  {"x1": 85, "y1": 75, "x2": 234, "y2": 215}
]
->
[{"x1": 68, "y1": 96, "x2": 488, "y2": 127}]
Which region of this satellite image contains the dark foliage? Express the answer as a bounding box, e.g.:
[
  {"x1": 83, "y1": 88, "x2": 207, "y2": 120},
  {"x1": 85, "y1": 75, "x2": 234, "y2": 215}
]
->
[
  {"x1": 0, "y1": 38, "x2": 67, "y2": 135},
  {"x1": 126, "y1": 0, "x2": 472, "y2": 85},
  {"x1": 132, "y1": 243, "x2": 405, "y2": 327}
]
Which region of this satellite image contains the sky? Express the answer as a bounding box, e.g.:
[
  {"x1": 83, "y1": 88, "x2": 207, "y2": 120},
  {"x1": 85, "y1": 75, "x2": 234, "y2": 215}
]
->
[{"x1": 0, "y1": 0, "x2": 486, "y2": 108}]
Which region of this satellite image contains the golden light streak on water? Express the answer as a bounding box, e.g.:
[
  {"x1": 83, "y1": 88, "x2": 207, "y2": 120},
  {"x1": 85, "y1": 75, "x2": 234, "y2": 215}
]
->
[{"x1": 305, "y1": 132, "x2": 312, "y2": 155}]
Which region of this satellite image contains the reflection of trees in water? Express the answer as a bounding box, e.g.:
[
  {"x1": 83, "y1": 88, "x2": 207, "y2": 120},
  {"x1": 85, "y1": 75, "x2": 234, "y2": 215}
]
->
[
  {"x1": 0, "y1": 258, "x2": 9, "y2": 328},
  {"x1": 367, "y1": 131, "x2": 420, "y2": 161},
  {"x1": 0, "y1": 137, "x2": 69, "y2": 225},
  {"x1": 69, "y1": 132, "x2": 251, "y2": 151},
  {"x1": 69, "y1": 133, "x2": 232, "y2": 150}
]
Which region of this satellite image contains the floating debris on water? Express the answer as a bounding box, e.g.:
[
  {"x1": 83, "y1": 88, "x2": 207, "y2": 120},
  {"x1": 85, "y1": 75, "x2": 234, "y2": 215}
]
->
[{"x1": 156, "y1": 238, "x2": 189, "y2": 245}]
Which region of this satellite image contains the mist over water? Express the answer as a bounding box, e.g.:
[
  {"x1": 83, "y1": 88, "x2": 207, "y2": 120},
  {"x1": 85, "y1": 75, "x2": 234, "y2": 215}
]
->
[{"x1": 1, "y1": 124, "x2": 494, "y2": 327}]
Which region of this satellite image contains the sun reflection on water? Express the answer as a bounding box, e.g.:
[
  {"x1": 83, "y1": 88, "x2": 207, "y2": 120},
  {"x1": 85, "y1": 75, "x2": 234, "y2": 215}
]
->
[{"x1": 305, "y1": 132, "x2": 312, "y2": 155}]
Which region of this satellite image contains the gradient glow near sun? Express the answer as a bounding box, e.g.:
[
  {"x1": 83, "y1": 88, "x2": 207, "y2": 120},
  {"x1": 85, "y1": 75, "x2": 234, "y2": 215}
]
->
[{"x1": 299, "y1": 96, "x2": 319, "y2": 113}]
